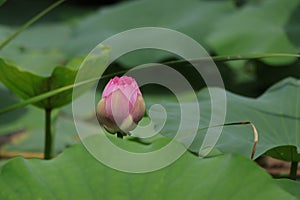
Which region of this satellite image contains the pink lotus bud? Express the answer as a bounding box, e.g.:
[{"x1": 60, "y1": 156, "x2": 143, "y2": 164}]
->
[{"x1": 96, "y1": 76, "x2": 145, "y2": 136}]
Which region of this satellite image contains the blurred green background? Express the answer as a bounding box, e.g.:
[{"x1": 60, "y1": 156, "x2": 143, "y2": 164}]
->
[{"x1": 0, "y1": 0, "x2": 299, "y2": 156}]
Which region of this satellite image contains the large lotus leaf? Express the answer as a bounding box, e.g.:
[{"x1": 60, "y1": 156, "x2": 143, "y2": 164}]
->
[
  {"x1": 0, "y1": 58, "x2": 75, "y2": 109},
  {"x1": 0, "y1": 135, "x2": 296, "y2": 200},
  {"x1": 0, "y1": 48, "x2": 66, "y2": 76},
  {"x1": 0, "y1": 49, "x2": 107, "y2": 154},
  {"x1": 0, "y1": 23, "x2": 71, "y2": 73},
  {"x1": 150, "y1": 78, "x2": 300, "y2": 161},
  {"x1": 0, "y1": 25, "x2": 12, "y2": 46},
  {"x1": 192, "y1": 77, "x2": 300, "y2": 161},
  {"x1": 10, "y1": 23, "x2": 71, "y2": 50},
  {"x1": 285, "y1": 2, "x2": 300, "y2": 50},
  {"x1": 207, "y1": 0, "x2": 300, "y2": 66},
  {"x1": 276, "y1": 179, "x2": 300, "y2": 199},
  {"x1": 67, "y1": 0, "x2": 234, "y2": 66}
]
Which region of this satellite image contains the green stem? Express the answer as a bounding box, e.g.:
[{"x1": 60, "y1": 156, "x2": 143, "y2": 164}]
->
[
  {"x1": 0, "y1": 0, "x2": 65, "y2": 50},
  {"x1": 0, "y1": 53, "x2": 299, "y2": 115},
  {"x1": 209, "y1": 53, "x2": 299, "y2": 62},
  {"x1": 290, "y1": 161, "x2": 298, "y2": 180},
  {"x1": 44, "y1": 108, "x2": 54, "y2": 159},
  {"x1": 164, "y1": 53, "x2": 300, "y2": 65}
]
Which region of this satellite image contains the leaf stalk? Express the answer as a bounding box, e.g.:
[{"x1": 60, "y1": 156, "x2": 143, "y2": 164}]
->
[
  {"x1": 44, "y1": 108, "x2": 54, "y2": 159},
  {"x1": 290, "y1": 161, "x2": 298, "y2": 180}
]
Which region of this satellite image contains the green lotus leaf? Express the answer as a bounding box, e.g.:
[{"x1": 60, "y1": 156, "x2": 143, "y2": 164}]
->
[
  {"x1": 0, "y1": 135, "x2": 296, "y2": 200},
  {"x1": 150, "y1": 78, "x2": 300, "y2": 161},
  {"x1": 207, "y1": 0, "x2": 300, "y2": 66},
  {"x1": 0, "y1": 58, "x2": 76, "y2": 109},
  {"x1": 67, "y1": 0, "x2": 234, "y2": 67},
  {"x1": 0, "y1": 46, "x2": 109, "y2": 109},
  {"x1": 193, "y1": 77, "x2": 300, "y2": 161},
  {"x1": 276, "y1": 179, "x2": 300, "y2": 199}
]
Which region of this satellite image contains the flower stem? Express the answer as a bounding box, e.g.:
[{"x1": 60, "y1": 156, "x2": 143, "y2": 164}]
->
[
  {"x1": 0, "y1": 0, "x2": 65, "y2": 50},
  {"x1": 44, "y1": 108, "x2": 54, "y2": 159},
  {"x1": 290, "y1": 161, "x2": 298, "y2": 180},
  {"x1": 1, "y1": 53, "x2": 300, "y2": 115}
]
